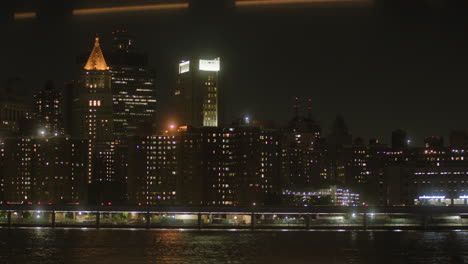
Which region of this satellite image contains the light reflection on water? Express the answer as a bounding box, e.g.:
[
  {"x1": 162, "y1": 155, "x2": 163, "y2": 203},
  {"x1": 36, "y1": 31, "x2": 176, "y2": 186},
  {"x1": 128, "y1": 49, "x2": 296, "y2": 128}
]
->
[{"x1": 0, "y1": 229, "x2": 467, "y2": 264}]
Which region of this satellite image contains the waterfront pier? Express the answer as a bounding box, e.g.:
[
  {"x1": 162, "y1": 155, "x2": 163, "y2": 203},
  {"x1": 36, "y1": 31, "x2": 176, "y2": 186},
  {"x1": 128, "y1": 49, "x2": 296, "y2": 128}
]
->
[{"x1": 0, "y1": 205, "x2": 467, "y2": 230}]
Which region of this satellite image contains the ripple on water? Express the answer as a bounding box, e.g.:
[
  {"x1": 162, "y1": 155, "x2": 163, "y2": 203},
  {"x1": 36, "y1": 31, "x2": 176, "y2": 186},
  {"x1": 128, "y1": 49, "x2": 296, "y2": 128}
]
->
[{"x1": 0, "y1": 229, "x2": 467, "y2": 264}]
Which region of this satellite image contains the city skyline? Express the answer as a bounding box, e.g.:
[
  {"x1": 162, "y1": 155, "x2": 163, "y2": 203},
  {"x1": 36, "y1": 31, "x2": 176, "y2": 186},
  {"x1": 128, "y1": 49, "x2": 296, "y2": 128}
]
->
[
  {"x1": 3, "y1": 3, "x2": 468, "y2": 146},
  {"x1": 3, "y1": 2, "x2": 468, "y2": 264}
]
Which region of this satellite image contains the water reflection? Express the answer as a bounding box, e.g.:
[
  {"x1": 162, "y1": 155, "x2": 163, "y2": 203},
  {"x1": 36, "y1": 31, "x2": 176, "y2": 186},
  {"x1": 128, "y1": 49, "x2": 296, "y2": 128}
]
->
[{"x1": 0, "y1": 229, "x2": 467, "y2": 264}]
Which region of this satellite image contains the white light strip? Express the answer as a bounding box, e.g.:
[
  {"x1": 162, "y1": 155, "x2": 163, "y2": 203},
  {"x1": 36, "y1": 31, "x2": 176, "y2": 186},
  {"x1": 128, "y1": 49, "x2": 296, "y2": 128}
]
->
[
  {"x1": 199, "y1": 58, "x2": 220, "y2": 72},
  {"x1": 419, "y1": 195, "x2": 446, "y2": 199}
]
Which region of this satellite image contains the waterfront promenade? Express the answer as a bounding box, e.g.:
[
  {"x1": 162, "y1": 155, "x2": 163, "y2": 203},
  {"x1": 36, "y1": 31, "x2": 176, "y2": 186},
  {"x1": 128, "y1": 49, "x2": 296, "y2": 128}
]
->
[{"x1": 0, "y1": 205, "x2": 467, "y2": 230}]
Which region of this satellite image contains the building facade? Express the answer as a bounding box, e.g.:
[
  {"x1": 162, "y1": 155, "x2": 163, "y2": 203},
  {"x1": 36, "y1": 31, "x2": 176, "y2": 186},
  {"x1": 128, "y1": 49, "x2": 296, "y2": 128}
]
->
[
  {"x1": 127, "y1": 125, "x2": 281, "y2": 206},
  {"x1": 33, "y1": 80, "x2": 64, "y2": 136},
  {"x1": 108, "y1": 29, "x2": 157, "y2": 138},
  {"x1": 175, "y1": 57, "x2": 222, "y2": 127},
  {"x1": 1, "y1": 136, "x2": 87, "y2": 204},
  {"x1": 72, "y1": 37, "x2": 114, "y2": 184}
]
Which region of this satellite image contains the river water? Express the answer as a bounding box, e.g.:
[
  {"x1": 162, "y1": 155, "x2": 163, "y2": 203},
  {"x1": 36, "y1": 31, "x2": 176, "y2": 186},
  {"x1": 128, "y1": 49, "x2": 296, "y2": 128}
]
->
[{"x1": 0, "y1": 228, "x2": 467, "y2": 264}]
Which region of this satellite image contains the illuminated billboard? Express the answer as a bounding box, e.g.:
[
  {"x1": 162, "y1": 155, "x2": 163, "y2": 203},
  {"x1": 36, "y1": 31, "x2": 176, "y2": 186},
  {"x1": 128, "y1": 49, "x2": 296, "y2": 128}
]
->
[
  {"x1": 199, "y1": 58, "x2": 220, "y2": 72},
  {"x1": 179, "y1": 61, "x2": 190, "y2": 74}
]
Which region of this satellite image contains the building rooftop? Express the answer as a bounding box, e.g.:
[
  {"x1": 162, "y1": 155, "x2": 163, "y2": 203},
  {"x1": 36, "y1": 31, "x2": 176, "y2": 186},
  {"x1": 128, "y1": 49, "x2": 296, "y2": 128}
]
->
[{"x1": 84, "y1": 37, "x2": 109, "y2": 71}]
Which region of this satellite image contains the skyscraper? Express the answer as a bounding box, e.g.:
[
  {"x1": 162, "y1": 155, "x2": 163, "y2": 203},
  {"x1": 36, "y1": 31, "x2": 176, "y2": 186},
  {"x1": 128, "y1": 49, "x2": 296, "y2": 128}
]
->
[
  {"x1": 175, "y1": 57, "x2": 222, "y2": 128},
  {"x1": 391, "y1": 129, "x2": 408, "y2": 150},
  {"x1": 281, "y1": 99, "x2": 322, "y2": 189},
  {"x1": 107, "y1": 29, "x2": 157, "y2": 138},
  {"x1": 33, "y1": 80, "x2": 64, "y2": 136},
  {"x1": 73, "y1": 36, "x2": 114, "y2": 183}
]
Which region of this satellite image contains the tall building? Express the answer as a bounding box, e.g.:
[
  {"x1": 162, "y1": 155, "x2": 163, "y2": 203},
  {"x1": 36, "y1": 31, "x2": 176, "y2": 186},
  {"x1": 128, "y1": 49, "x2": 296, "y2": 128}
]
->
[
  {"x1": 127, "y1": 133, "x2": 180, "y2": 205},
  {"x1": 127, "y1": 125, "x2": 281, "y2": 206},
  {"x1": 33, "y1": 80, "x2": 64, "y2": 135},
  {"x1": 2, "y1": 137, "x2": 34, "y2": 203},
  {"x1": 175, "y1": 57, "x2": 222, "y2": 127},
  {"x1": 280, "y1": 104, "x2": 322, "y2": 190},
  {"x1": 72, "y1": 36, "x2": 114, "y2": 184},
  {"x1": 107, "y1": 29, "x2": 157, "y2": 138},
  {"x1": 325, "y1": 115, "x2": 353, "y2": 185},
  {"x1": 391, "y1": 129, "x2": 408, "y2": 150},
  {"x1": 1, "y1": 136, "x2": 87, "y2": 204}
]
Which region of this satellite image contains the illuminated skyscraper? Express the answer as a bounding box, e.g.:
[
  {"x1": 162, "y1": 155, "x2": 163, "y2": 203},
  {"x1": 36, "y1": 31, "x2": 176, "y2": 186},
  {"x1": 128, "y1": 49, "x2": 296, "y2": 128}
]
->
[
  {"x1": 73, "y1": 37, "x2": 114, "y2": 183},
  {"x1": 33, "y1": 80, "x2": 64, "y2": 136},
  {"x1": 175, "y1": 57, "x2": 222, "y2": 127},
  {"x1": 108, "y1": 29, "x2": 157, "y2": 138}
]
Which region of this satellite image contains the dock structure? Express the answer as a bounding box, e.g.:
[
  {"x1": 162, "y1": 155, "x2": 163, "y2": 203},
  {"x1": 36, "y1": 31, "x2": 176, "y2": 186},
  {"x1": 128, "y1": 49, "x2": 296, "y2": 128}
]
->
[{"x1": 0, "y1": 205, "x2": 467, "y2": 230}]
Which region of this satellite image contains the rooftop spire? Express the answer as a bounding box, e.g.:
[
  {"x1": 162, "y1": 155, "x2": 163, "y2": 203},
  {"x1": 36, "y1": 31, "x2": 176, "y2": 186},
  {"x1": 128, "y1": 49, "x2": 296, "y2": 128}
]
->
[{"x1": 84, "y1": 36, "x2": 109, "y2": 71}]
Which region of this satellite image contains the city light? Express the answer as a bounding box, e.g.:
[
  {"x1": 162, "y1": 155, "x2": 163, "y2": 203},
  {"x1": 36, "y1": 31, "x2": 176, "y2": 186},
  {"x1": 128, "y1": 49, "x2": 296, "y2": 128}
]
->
[
  {"x1": 179, "y1": 61, "x2": 190, "y2": 74},
  {"x1": 419, "y1": 195, "x2": 446, "y2": 199},
  {"x1": 199, "y1": 58, "x2": 220, "y2": 72}
]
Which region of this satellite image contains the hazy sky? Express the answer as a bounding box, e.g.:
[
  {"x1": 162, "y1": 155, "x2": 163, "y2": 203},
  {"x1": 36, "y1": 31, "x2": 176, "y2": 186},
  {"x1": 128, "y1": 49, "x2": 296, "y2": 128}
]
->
[{"x1": 2, "y1": 1, "x2": 468, "y2": 145}]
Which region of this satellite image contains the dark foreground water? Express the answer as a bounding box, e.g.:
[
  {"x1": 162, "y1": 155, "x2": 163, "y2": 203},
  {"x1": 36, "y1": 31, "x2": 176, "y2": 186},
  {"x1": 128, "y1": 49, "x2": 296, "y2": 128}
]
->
[{"x1": 0, "y1": 228, "x2": 467, "y2": 264}]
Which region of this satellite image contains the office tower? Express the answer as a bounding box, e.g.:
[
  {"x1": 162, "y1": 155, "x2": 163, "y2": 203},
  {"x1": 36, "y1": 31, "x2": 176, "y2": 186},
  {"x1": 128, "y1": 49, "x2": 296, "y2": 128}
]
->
[
  {"x1": 107, "y1": 29, "x2": 157, "y2": 138},
  {"x1": 328, "y1": 114, "x2": 352, "y2": 147},
  {"x1": 391, "y1": 129, "x2": 408, "y2": 150},
  {"x1": 73, "y1": 36, "x2": 114, "y2": 183},
  {"x1": 280, "y1": 99, "x2": 322, "y2": 189},
  {"x1": 325, "y1": 115, "x2": 353, "y2": 185},
  {"x1": 175, "y1": 57, "x2": 222, "y2": 127},
  {"x1": 33, "y1": 80, "x2": 64, "y2": 135}
]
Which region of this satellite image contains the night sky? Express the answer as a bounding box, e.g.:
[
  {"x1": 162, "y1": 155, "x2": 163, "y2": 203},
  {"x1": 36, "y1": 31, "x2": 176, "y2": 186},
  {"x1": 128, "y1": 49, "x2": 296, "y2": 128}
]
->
[{"x1": 2, "y1": 1, "x2": 468, "y2": 146}]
